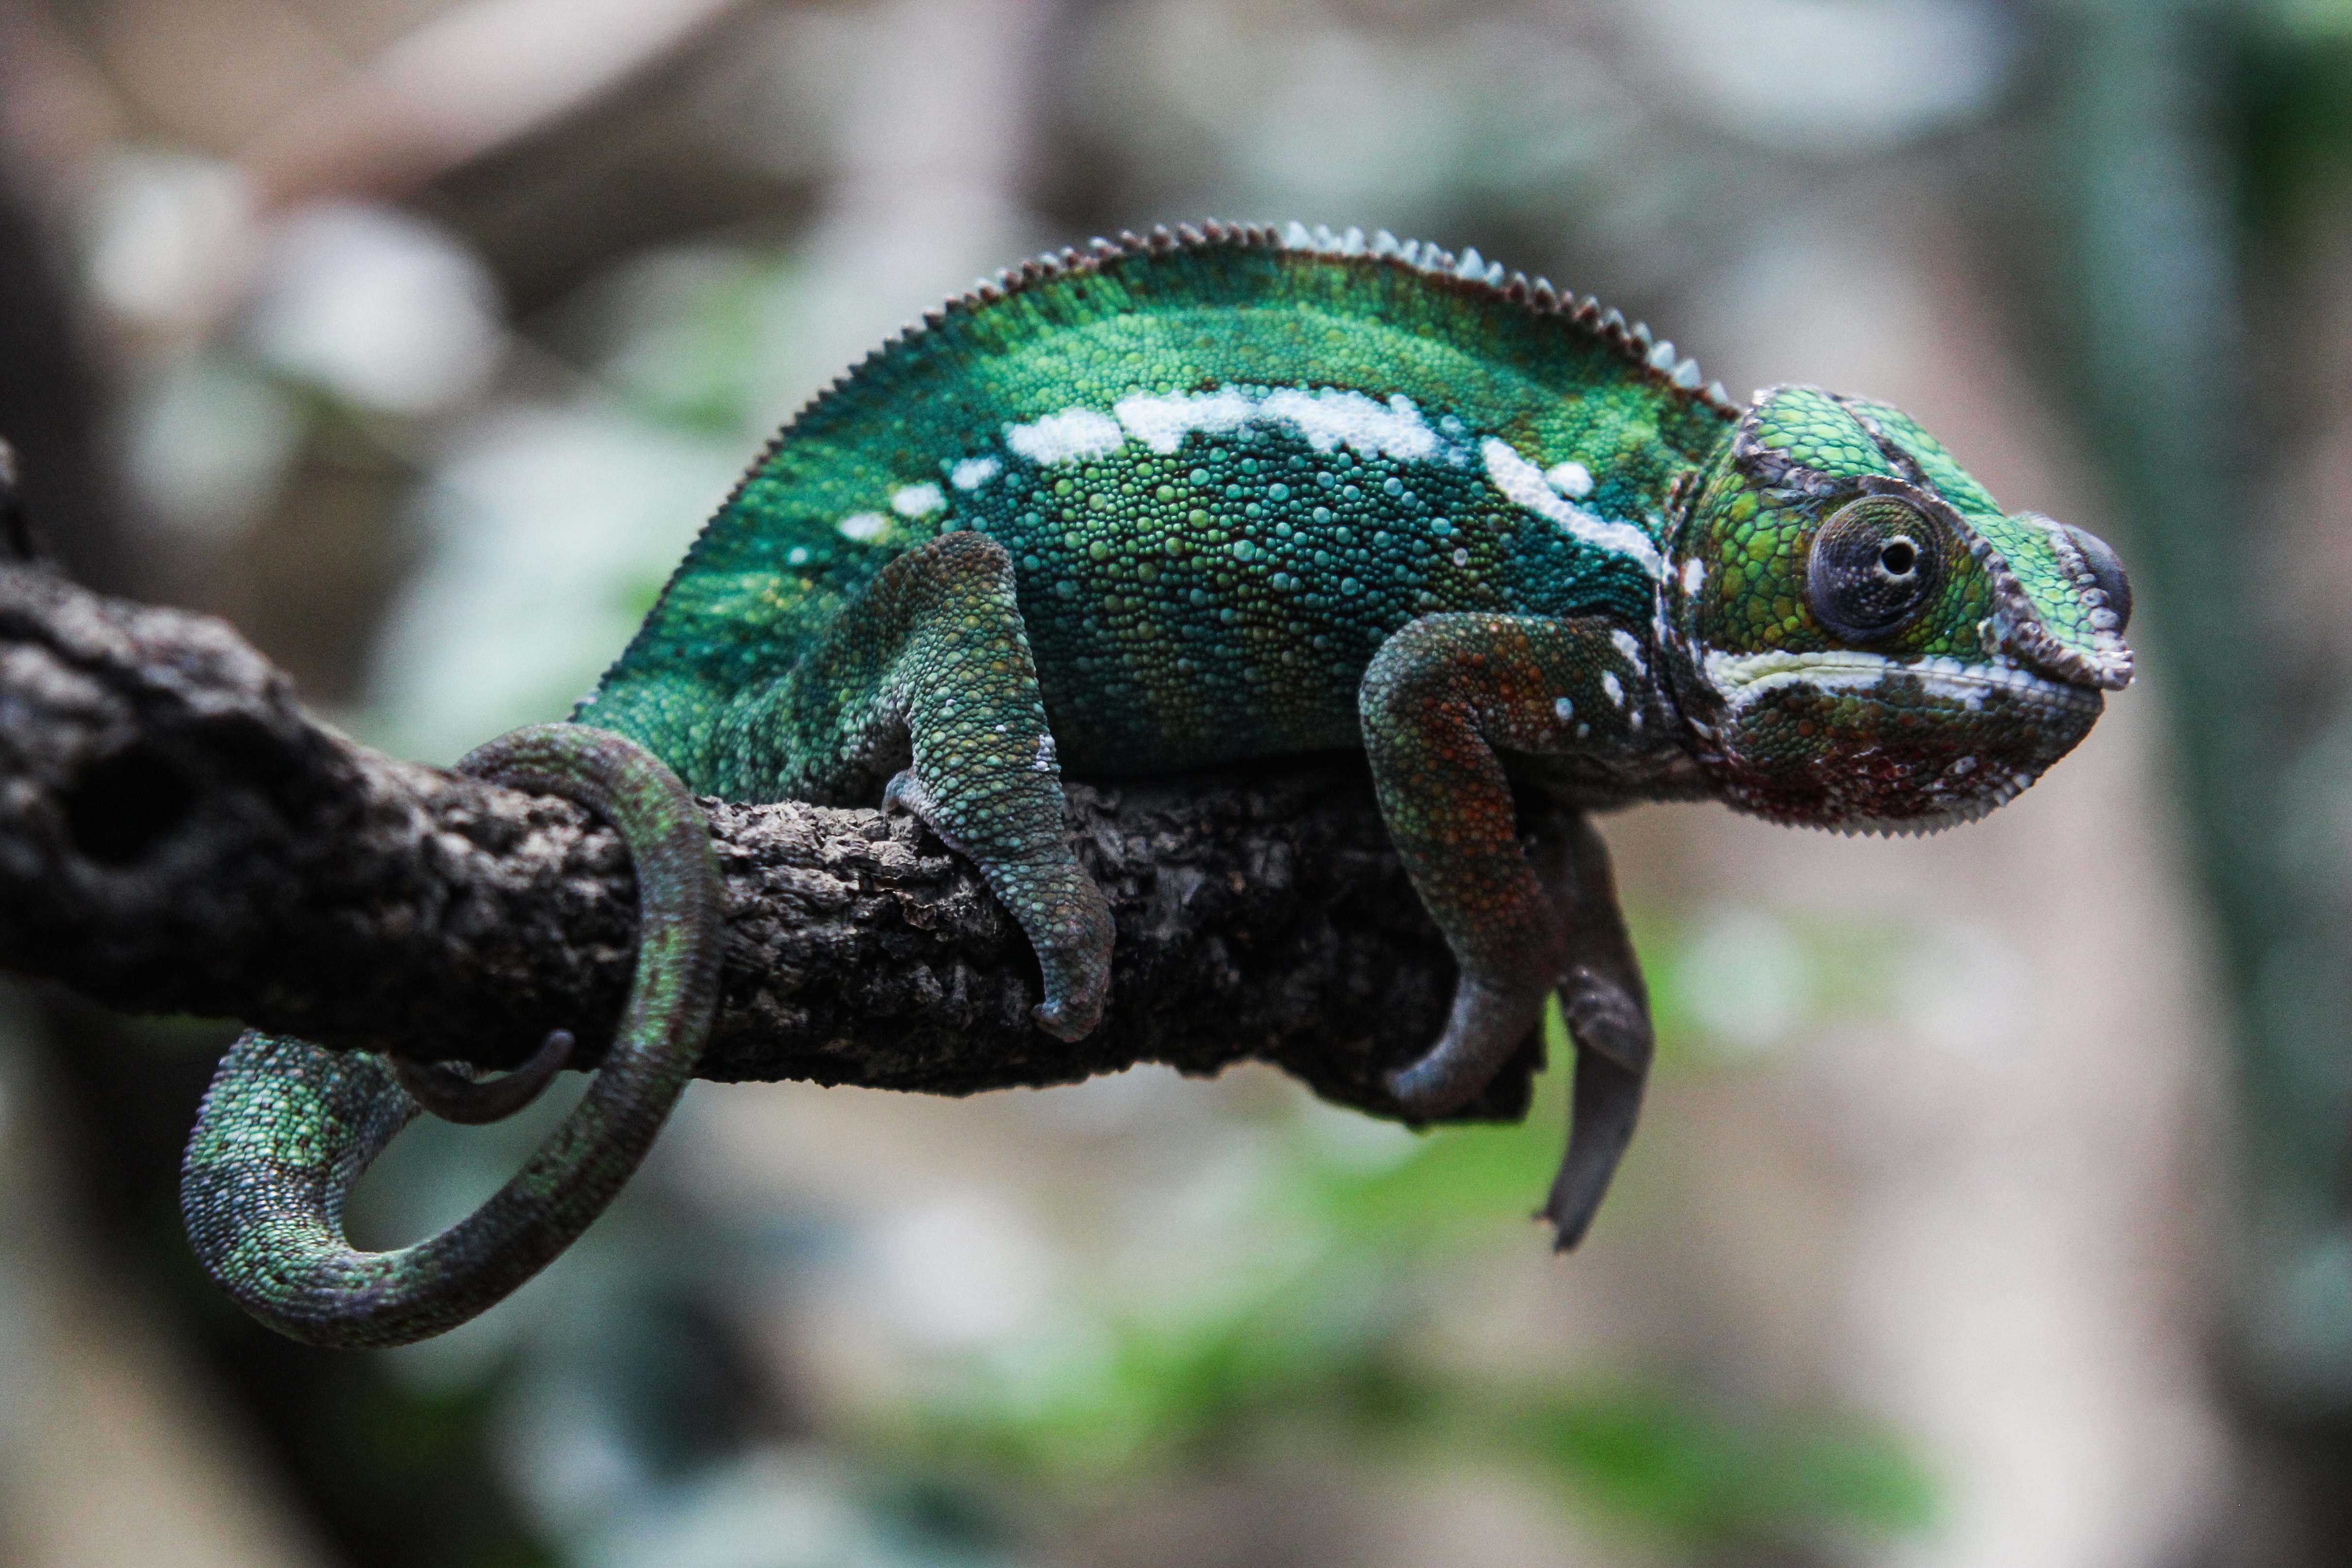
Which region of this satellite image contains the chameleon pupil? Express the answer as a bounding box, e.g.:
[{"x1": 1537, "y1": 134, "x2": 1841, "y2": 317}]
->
[{"x1": 1879, "y1": 539, "x2": 1916, "y2": 577}]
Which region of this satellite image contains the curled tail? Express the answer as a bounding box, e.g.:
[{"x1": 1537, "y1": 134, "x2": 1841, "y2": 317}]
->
[{"x1": 179, "y1": 725, "x2": 725, "y2": 1349}]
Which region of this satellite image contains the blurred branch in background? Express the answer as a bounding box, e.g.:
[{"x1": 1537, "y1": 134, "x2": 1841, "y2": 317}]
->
[
  {"x1": 0, "y1": 149, "x2": 126, "y2": 589},
  {"x1": 242, "y1": 0, "x2": 756, "y2": 211},
  {"x1": 2043, "y1": 2, "x2": 2352, "y2": 1559},
  {"x1": 0, "y1": 120, "x2": 566, "y2": 1568}
]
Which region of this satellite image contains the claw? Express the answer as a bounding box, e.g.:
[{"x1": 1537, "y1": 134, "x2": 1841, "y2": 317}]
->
[
  {"x1": 392, "y1": 1029, "x2": 575, "y2": 1125},
  {"x1": 1560, "y1": 967, "x2": 1652, "y2": 1075},
  {"x1": 1029, "y1": 899, "x2": 1114, "y2": 1040},
  {"x1": 883, "y1": 769, "x2": 969, "y2": 856},
  {"x1": 1387, "y1": 975, "x2": 1552, "y2": 1118},
  {"x1": 1540, "y1": 1043, "x2": 1646, "y2": 1250},
  {"x1": 1540, "y1": 971, "x2": 1654, "y2": 1250},
  {"x1": 1031, "y1": 995, "x2": 1097, "y2": 1041}
]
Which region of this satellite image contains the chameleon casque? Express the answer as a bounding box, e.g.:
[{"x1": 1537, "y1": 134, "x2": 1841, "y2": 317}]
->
[{"x1": 182, "y1": 221, "x2": 2134, "y2": 1347}]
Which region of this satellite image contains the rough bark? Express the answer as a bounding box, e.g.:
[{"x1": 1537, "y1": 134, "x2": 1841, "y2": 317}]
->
[{"x1": 0, "y1": 560, "x2": 1538, "y2": 1124}]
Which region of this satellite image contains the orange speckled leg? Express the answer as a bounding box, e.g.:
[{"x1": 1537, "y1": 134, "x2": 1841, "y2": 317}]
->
[{"x1": 1361, "y1": 613, "x2": 1651, "y2": 1123}]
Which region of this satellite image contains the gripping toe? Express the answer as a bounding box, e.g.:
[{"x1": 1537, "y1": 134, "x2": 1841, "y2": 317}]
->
[
  {"x1": 1539, "y1": 1012, "x2": 1652, "y2": 1251},
  {"x1": 1387, "y1": 976, "x2": 1552, "y2": 1118}
]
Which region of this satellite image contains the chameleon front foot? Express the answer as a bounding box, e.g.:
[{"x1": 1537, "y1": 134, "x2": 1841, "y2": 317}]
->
[
  {"x1": 1531, "y1": 814, "x2": 1654, "y2": 1251},
  {"x1": 1542, "y1": 965, "x2": 1653, "y2": 1249},
  {"x1": 1542, "y1": 1028, "x2": 1648, "y2": 1250},
  {"x1": 1559, "y1": 964, "x2": 1651, "y2": 1076},
  {"x1": 1386, "y1": 974, "x2": 1553, "y2": 1118}
]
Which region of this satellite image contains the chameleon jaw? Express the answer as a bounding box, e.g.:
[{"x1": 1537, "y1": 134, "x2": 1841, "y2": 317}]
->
[{"x1": 1683, "y1": 646, "x2": 2105, "y2": 836}]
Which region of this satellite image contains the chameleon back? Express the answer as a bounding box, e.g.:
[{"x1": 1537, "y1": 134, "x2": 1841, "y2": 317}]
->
[{"x1": 577, "y1": 223, "x2": 1731, "y2": 791}]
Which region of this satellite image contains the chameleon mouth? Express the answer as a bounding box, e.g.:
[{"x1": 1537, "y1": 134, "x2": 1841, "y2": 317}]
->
[
  {"x1": 1700, "y1": 648, "x2": 2106, "y2": 718},
  {"x1": 1695, "y1": 648, "x2": 2104, "y2": 838}
]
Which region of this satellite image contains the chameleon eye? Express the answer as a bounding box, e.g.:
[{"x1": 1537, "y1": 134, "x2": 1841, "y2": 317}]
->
[{"x1": 1805, "y1": 496, "x2": 1943, "y2": 643}]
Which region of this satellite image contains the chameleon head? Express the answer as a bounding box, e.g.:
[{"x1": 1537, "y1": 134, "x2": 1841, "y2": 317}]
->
[{"x1": 1659, "y1": 385, "x2": 2134, "y2": 834}]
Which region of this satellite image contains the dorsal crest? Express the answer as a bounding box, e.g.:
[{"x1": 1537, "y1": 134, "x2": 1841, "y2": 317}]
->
[{"x1": 811, "y1": 219, "x2": 1741, "y2": 427}]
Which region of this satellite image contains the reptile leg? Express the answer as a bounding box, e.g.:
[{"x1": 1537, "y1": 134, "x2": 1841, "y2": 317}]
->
[
  {"x1": 179, "y1": 724, "x2": 725, "y2": 1348},
  {"x1": 1361, "y1": 612, "x2": 1652, "y2": 1119},
  {"x1": 711, "y1": 529, "x2": 1113, "y2": 1039},
  {"x1": 1525, "y1": 805, "x2": 1653, "y2": 1250}
]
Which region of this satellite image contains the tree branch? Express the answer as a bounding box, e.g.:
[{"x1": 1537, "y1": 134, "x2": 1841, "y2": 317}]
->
[{"x1": 0, "y1": 561, "x2": 1537, "y2": 1124}]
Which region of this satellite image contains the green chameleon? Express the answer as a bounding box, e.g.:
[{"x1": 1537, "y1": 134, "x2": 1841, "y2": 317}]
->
[{"x1": 183, "y1": 221, "x2": 2133, "y2": 1347}]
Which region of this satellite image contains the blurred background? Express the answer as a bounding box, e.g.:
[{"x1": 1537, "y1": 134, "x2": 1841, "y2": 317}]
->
[{"x1": 0, "y1": 0, "x2": 2347, "y2": 1564}]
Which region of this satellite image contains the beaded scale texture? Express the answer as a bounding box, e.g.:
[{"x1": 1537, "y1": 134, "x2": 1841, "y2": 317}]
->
[{"x1": 184, "y1": 221, "x2": 2135, "y2": 1346}]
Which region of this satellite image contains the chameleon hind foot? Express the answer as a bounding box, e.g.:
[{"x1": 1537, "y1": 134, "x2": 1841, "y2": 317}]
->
[
  {"x1": 721, "y1": 530, "x2": 1113, "y2": 1040},
  {"x1": 884, "y1": 763, "x2": 1111, "y2": 1039},
  {"x1": 1360, "y1": 615, "x2": 1657, "y2": 1243}
]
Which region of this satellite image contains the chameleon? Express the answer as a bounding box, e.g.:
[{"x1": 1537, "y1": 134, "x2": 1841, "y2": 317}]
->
[{"x1": 183, "y1": 220, "x2": 2133, "y2": 1347}]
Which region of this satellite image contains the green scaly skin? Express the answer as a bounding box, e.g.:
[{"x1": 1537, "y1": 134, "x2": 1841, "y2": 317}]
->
[
  {"x1": 188, "y1": 222, "x2": 2136, "y2": 1340},
  {"x1": 580, "y1": 220, "x2": 2130, "y2": 1243},
  {"x1": 180, "y1": 724, "x2": 723, "y2": 1348}
]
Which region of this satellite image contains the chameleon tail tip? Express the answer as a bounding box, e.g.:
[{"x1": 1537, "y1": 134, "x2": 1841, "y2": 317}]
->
[{"x1": 392, "y1": 1028, "x2": 576, "y2": 1125}]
